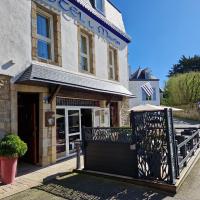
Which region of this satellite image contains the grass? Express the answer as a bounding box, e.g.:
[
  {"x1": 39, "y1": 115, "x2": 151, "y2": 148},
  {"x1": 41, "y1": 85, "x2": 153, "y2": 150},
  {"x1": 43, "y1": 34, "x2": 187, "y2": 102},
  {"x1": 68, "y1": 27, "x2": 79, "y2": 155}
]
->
[{"x1": 173, "y1": 104, "x2": 200, "y2": 122}]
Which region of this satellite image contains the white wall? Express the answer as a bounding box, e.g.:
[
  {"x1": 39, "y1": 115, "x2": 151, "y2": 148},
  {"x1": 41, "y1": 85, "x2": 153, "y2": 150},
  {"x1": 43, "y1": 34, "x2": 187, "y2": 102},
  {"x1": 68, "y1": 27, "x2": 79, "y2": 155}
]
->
[
  {"x1": 0, "y1": 0, "x2": 32, "y2": 77},
  {"x1": 129, "y1": 80, "x2": 160, "y2": 108},
  {"x1": 105, "y1": 1, "x2": 125, "y2": 32},
  {"x1": 0, "y1": 0, "x2": 129, "y2": 89}
]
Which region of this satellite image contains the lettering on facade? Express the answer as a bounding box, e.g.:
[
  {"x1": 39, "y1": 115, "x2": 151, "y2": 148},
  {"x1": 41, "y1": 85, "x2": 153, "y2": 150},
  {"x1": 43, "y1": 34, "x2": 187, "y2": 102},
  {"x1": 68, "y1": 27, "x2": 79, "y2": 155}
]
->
[{"x1": 36, "y1": 0, "x2": 126, "y2": 48}]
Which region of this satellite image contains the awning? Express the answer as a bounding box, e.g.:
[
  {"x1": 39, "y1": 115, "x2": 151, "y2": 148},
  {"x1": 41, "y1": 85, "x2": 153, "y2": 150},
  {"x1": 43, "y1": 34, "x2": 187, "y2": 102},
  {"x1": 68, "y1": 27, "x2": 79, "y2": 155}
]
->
[
  {"x1": 15, "y1": 64, "x2": 135, "y2": 97},
  {"x1": 129, "y1": 104, "x2": 183, "y2": 112}
]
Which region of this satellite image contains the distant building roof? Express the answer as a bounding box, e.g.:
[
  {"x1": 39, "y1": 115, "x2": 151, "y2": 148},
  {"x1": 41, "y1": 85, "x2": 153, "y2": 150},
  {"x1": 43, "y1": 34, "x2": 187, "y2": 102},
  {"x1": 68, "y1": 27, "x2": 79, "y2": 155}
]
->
[{"x1": 129, "y1": 67, "x2": 159, "y2": 81}]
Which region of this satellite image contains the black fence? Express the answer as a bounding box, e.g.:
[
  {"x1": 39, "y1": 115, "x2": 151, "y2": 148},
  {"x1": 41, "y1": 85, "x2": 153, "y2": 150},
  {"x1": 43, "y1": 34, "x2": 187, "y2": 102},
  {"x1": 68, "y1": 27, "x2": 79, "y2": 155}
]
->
[
  {"x1": 130, "y1": 109, "x2": 177, "y2": 184},
  {"x1": 82, "y1": 109, "x2": 200, "y2": 185},
  {"x1": 175, "y1": 128, "x2": 200, "y2": 176},
  {"x1": 82, "y1": 128, "x2": 138, "y2": 177}
]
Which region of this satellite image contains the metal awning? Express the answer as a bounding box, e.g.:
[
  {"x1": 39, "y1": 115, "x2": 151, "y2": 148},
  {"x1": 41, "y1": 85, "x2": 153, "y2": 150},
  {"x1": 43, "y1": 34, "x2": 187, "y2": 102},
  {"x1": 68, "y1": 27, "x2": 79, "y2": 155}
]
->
[{"x1": 15, "y1": 64, "x2": 135, "y2": 97}]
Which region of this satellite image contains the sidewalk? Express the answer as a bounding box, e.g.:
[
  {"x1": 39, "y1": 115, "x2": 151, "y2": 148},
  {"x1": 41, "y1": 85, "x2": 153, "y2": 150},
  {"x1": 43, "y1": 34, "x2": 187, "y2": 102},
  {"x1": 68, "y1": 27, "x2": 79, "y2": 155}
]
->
[{"x1": 0, "y1": 156, "x2": 83, "y2": 199}]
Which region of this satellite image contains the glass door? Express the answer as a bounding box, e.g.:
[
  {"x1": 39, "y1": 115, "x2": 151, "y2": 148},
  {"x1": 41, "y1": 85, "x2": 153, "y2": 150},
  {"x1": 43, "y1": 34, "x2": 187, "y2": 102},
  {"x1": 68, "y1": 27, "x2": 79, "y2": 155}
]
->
[
  {"x1": 67, "y1": 109, "x2": 81, "y2": 155},
  {"x1": 56, "y1": 109, "x2": 66, "y2": 159}
]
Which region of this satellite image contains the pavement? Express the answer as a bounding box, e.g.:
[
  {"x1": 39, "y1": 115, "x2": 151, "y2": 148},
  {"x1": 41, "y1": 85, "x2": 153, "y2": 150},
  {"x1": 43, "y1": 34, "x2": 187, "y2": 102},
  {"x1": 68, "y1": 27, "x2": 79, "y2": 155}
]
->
[
  {"x1": 2, "y1": 156, "x2": 200, "y2": 200},
  {"x1": 0, "y1": 156, "x2": 84, "y2": 199},
  {"x1": 173, "y1": 118, "x2": 200, "y2": 128}
]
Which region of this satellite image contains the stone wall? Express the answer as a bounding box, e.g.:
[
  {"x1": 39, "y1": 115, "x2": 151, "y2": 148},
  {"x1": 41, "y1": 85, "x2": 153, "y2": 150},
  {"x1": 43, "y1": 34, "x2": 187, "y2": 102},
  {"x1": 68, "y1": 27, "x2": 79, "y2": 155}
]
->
[
  {"x1": 119, "y1": 97, "x2": 130, "y2": 127},
  {"x1": 0, "y1": 75, "x2": 11, "y2": 138}
]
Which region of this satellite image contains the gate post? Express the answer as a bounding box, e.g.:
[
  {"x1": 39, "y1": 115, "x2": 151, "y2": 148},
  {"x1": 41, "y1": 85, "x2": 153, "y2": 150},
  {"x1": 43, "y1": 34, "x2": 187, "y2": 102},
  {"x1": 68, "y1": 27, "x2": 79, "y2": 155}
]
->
[
  {"x1": 75, "y1": 139, "x2": 82, "y2": 169},
  {"x1": 165, "y1": 108, "x2": 177, "y2": 184}
]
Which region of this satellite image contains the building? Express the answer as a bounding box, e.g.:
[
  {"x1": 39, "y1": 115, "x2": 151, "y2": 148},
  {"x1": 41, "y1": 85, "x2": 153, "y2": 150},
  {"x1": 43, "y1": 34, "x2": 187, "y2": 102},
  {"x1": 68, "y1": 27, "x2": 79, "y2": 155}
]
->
[
  {"x1": 0, "y1": 0, "x2": 133, "y2": 166},
  {"x1": 129, "y1": 67, "x2": 160, "y2": 108}
]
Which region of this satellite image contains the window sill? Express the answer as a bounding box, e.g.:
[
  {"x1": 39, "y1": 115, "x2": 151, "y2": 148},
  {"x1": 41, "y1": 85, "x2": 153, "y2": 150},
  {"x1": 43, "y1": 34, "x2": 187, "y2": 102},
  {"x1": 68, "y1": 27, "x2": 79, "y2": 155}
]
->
[
  {"x1": 79, "y1": 69, "x2": 95, "y2": 76},
  {"x1": 33, "y1": 57, "x2": 61, "y2": 67}
]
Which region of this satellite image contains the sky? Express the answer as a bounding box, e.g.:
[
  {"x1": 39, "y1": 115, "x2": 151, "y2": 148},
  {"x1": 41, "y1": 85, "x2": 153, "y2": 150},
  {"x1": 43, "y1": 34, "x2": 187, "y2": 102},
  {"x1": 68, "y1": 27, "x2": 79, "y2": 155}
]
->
[{"x1": 111, "y1": 0, "x2": 200, "y2": 88}]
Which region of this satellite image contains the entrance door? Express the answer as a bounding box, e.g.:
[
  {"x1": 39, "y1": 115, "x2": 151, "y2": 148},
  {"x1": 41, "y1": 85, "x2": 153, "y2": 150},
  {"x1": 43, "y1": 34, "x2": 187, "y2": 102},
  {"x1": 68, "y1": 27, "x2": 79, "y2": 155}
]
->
[
  {"x1": 56, "y1": 109, "x2": 66, "y2": 159},
  {"x1": 67, "y1": 109, "x2": 81, "y2": 155},
  {"x1": 18, "y1": 93, "x2": 39, "y2": 164},
  {"x1": 81, "y1": 109, "x2": 93, "y2": 128}
]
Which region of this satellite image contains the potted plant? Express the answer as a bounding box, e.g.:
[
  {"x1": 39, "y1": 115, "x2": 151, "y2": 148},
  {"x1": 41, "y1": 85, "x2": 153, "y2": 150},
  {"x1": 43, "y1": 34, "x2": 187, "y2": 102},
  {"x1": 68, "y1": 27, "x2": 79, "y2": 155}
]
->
[{"x1": 0, "y1": 134, "x2": 27, "y2": 184}]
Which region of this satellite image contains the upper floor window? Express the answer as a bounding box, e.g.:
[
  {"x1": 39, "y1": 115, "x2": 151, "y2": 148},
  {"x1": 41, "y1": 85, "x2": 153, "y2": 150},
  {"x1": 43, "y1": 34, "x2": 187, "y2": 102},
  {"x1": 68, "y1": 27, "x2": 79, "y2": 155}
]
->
[
  {"x1": 79, "y1": 29, "x2": 95, "y2": 74},
  {"x1": 142, "y1": 88, "x2": 156, "y2": 101},
  {"x1": 108, "y1": 46, "x2": 119, "y2": 81},
  {"x1": 90, "y1": 0, "x2": 105, "y2": 14},
  {"x1": 36, "y1": 10, "x2": 54, "y2": 60},
  {"x1": 80, "y1": 33, "x2": 90, "y2": 72}
]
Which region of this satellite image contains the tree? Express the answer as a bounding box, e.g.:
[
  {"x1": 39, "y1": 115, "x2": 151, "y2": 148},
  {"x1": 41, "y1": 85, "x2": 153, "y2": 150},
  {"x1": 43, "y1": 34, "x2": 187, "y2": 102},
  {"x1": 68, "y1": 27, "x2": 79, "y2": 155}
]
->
[{"x1": 168, "y1": 55, "x2": 200, "y2": 77}]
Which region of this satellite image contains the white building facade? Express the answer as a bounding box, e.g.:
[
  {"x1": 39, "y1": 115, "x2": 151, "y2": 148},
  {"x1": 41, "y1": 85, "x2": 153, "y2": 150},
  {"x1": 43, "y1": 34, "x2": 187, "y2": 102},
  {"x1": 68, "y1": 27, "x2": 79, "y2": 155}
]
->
[
  {"x1": 129, "y1": 68, "x2": 160, "y2": 108},
  {"x1": 0, "y1": 0, "x2": 132, "y2": 165}
]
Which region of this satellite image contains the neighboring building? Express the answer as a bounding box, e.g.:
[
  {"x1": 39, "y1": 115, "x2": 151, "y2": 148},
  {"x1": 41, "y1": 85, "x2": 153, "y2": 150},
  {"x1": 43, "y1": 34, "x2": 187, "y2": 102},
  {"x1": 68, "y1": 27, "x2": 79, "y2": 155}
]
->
[
  {"x1": 0, "y1": 0, "x2": 133, "y2": 166},
  {"x1": 129, "y1": 67, "x2": 160, "y2": 108}
]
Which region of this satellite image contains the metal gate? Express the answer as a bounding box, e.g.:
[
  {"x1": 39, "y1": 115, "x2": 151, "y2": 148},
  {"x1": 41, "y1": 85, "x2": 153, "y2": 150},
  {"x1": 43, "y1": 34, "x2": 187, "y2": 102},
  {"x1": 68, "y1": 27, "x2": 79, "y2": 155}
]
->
[{"x1": 82, "y1": 109, "x2": 177, "y2": 184}]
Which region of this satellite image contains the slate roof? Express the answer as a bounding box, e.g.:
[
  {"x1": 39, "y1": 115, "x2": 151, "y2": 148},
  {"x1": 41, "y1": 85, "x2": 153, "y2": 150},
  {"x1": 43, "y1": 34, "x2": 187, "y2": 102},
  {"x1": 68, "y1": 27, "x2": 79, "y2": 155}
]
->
[
  {"x1": 16, "y1": 64, "x2": 134, "y2": 97},
  {"x1": 129, "y1": 67, "x2": 159, "y2": 81}
]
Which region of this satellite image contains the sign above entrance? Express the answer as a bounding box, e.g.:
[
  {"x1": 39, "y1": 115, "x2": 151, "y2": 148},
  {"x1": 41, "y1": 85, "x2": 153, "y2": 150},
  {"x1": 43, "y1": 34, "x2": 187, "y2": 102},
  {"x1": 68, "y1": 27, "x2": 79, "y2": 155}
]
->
[{"x1": 35, "y1": 0, "x2": 129, "y2": 49}]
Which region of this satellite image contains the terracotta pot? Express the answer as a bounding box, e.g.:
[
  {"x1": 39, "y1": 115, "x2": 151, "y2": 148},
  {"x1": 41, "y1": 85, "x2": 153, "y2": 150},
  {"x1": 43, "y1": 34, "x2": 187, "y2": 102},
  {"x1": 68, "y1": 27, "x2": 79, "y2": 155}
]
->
[{"x1": 1, "y1": 157, "x2": 18, "y2": 184}]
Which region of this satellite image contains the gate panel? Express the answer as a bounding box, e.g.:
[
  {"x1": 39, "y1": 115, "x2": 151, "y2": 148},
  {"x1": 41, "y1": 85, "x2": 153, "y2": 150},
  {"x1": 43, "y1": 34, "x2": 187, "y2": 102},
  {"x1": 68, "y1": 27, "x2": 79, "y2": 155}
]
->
[
  {"x1": 83, "y1": 128, "x2": 137, "y2": 177},
  {"x1": 131, "y1": 109, "x2": 177, "y2": 184}
]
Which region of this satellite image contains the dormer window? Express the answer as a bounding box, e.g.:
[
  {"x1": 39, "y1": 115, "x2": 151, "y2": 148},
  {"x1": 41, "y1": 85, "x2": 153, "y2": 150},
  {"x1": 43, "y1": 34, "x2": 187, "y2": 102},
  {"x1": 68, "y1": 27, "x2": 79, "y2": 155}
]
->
[{"x1": 90, "y1": 0, "x2": 105, "y2": 14}]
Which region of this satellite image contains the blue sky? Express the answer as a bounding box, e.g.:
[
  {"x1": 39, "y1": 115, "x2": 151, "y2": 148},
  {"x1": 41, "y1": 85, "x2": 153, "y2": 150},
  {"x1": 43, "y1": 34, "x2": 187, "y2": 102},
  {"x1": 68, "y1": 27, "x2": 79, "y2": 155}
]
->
[{"x1": 111, "y1": 0, "x2": 200, "y2": 87}]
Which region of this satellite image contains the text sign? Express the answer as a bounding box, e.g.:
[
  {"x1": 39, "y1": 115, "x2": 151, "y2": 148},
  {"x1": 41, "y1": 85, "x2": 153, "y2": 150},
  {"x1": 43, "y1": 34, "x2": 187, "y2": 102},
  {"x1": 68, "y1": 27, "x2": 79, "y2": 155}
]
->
[{"x1": 36, "y1": 0, "x2": 126, "y2": 49}]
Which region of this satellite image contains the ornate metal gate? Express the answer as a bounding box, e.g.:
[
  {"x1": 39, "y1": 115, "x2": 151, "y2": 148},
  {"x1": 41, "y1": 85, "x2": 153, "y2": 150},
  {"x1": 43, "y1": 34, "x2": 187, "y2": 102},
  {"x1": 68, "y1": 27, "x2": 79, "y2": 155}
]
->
[{"x1": 131, "y1": 109, "x2": 177, "y2": 184}]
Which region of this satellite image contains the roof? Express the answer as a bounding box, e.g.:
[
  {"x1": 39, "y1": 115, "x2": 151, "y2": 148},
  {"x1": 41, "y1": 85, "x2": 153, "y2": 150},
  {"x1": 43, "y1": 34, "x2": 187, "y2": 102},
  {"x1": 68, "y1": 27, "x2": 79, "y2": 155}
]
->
[
  {"x1": 16, "y1": 64, "x2": 135, "y2": 97},
  {"x1": 42, "y1": 0, "x2": 131, "y2": 43},
  {"x1": 71, "y1": 0, "x2": 131, "y2": 43},
  {"x1": 129, "y1": 67, "x2": 159, "y2": 81}
]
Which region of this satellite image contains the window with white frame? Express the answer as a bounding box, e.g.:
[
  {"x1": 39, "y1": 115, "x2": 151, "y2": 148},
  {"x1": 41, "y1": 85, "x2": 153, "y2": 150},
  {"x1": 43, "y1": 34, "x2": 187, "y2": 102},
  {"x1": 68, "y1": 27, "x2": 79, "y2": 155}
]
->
[
  {"x1": 90, "y1": 0, "x2": 105, "y2": 14},
  {"x1": 109, "y1": 48, "x2": 115, "y2": 80},
  {"x1": 80, "y1": 32, "x2": 91, "y2": 72},
  {"x1": 108, "y1": 47, "x2": 118, "y2": 81},
  {"x1": 36, "y1": 9, "x2": 54, "y2": 60},
  {"x1": 142, "y1": 88, "x2": 156, "y2": 101}
]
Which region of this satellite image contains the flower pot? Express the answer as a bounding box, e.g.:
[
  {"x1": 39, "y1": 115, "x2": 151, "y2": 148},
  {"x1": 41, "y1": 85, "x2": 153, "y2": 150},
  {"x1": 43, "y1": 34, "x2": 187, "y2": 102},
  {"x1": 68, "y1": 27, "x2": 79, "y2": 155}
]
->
[{"x1": 1, "y1": 157, "x2": 18, "y2": 184}]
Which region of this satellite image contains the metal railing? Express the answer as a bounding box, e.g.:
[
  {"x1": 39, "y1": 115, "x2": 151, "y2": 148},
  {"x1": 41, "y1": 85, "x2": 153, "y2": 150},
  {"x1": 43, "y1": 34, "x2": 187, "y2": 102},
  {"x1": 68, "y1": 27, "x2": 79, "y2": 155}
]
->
[{"x1": 175, "y1": 128, "x2": 200, "y2": 176}]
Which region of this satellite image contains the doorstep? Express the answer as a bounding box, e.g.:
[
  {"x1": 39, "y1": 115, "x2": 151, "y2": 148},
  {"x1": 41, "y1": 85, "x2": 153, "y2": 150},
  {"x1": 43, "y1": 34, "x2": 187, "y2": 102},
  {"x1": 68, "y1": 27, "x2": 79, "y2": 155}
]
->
[{"x1": 0, "y1": 156, "x2": 83, "y2": 199}]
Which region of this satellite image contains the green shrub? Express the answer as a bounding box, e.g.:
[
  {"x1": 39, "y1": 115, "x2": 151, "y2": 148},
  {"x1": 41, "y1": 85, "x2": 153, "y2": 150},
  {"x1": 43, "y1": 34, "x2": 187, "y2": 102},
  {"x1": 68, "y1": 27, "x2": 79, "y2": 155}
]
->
[
  {"x1": 164, "y1": 72, "x2": 200, "y2": 106},
  {"x1": 0, "y1": 134, "x2": 28, "y2": 158}
]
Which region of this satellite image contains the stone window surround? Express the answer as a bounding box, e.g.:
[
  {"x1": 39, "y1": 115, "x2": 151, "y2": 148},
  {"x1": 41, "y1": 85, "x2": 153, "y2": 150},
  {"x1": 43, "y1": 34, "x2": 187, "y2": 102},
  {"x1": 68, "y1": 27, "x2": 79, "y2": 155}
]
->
[
  {"x1": 32, "y1": 1, "x2": 62, "y2": 66},
  {"x1": 36, "y1": 8, "x2": 55, "y2": 61},
  {"x1": 108, "y1": 45, "x2": 119, "y2": 82},
  {"x1": 77, "y1": 25, "x2": 96, "y2": 75}
]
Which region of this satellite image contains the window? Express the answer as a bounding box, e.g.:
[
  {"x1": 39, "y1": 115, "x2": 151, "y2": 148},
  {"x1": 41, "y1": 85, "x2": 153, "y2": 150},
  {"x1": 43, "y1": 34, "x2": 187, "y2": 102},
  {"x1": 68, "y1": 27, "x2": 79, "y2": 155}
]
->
[
  {"x1": 90, "y1": 0, "x2": 105, "y2": 14},
  {"x1": 142, "y1": 88, "x2": 156, "y2": 101},
  {"x1": 80, "y1": 33, "x2": 90, "y2": 72},
  {"x1": 36, "y1": 10, "x2": 54, "y2": 60},
  {"x1": 153, "y1": 88, "x2": 156, "y2": 101},
  {"x1": 79, "y1": 30, "x2": 94, "y2": 74},
  {"x1": 96, "y1": 0, "x2": 104, "y2": 13},
  {"x1": 108, "y1": 46, "x2": 118, "y2": 81},
  {"x1": 109, "y1": 48, "x2": 115, "y2": 80}
]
